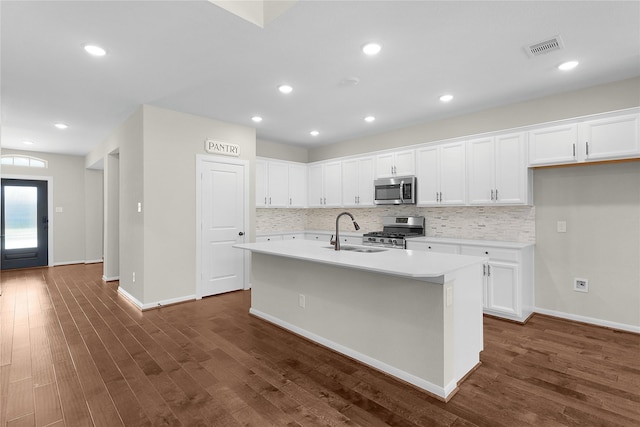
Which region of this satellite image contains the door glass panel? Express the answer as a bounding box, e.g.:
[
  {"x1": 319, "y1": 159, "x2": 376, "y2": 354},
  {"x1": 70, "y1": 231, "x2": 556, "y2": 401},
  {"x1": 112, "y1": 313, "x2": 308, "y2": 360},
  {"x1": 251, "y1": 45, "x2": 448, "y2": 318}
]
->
[{"x1": 4, "y1": 186, "x2": 38, "y2": 249}]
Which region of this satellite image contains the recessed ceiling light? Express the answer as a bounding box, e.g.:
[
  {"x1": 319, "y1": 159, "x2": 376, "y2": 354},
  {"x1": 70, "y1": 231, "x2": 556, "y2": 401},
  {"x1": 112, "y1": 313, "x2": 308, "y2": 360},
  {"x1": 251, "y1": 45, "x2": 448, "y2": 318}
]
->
[
  {"x1": 439, "y1": 94, "x2": 454, "y2": 102},
  {"x1": 22, "y1": 140, "x2": 34, "y2": 145},
  {"x1": 310, "y1": 130, "x2": 319, "y2": 137},
  {"x1": 54, "y1": 123, "x2": 68, "y2": 129},
  {"x1": 83, "y1": 44, "x2": 107, "y2": 56},
  {"x1": 362, "y1": 43, "x2": 381, "y2": 55},
  {"x1": 278, "y1": 84, "x2": 293, "y2": 94},
  {"x1": 558, "y1": 60, "x2": 579, "y2": 71},
  {"x1": 364, "y1": 116, "x2": 376, "y2": 123},
  {"x1": 251, "y1": 116, "x2": 263, "y2": 123}
]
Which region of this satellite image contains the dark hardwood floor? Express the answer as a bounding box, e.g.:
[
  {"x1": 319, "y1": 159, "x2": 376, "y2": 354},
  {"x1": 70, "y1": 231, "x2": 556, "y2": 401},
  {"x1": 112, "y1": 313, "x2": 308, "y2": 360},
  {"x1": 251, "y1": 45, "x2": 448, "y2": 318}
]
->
[{"x1": 1, "y1": 263, "x2": 639, "y2": 426}]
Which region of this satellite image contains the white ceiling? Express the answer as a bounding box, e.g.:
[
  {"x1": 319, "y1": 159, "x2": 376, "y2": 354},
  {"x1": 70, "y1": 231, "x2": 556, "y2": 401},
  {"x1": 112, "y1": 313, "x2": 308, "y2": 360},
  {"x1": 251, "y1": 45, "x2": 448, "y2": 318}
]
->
[{"x1": 2, "y1": 1, "x2": 639, "y2": 156}]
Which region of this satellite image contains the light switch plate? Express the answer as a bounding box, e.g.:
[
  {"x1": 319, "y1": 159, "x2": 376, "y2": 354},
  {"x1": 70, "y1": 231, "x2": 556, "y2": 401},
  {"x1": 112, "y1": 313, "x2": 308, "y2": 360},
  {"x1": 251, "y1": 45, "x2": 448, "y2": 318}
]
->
[
  {"x1": 557, "y1": 221, "x2": 567, "y2": 233},
  {"x1": 55, "y1": 207, "x2": 63, "y2": 213}
]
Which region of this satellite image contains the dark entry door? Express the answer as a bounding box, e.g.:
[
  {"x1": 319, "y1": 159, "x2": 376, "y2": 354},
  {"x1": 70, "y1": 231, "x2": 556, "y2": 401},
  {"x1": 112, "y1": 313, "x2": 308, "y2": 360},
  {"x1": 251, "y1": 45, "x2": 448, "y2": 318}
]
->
[{"x1": 1, "y1": 179, "x2": 49, "y2": 270}]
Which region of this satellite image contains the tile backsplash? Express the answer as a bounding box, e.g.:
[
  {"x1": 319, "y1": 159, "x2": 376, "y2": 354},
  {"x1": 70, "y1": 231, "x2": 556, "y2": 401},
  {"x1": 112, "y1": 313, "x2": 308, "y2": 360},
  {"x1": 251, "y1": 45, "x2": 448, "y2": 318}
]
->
[{"x1": 257, "y1": 205, "x2": 535, "y2": 243}]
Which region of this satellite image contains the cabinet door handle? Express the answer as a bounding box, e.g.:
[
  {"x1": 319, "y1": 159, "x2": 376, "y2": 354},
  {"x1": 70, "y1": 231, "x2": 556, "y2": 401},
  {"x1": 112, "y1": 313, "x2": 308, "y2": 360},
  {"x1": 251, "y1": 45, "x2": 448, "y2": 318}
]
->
[
  {"x1": 290, "y1": 198, "x2": 292, "y2": 205},
  {"x1": 487, "y1": 265, "x2": 491, "y2": 277},
  {"x1": 483, "y1": 264, "x2": 486, "y2": 276},
  {"x1": 269, "y1": 197, "x2": 271, "y2": 205},
  {"x1": 495, "y1": 189, "x2": 498, "y2": 201},
  {"x1": 586, "y1": 141, "x2": 589, "y2": 156},
  {"x1": 573, "y1": 143, "x2": 576, "y2": 157},
  {"x1": 490, "y1": 189, "x2": 494, "y2": 201},
  {"x1": 439, "y1": 192, "x2": 443, "y2": 202},
  {"x1": 324, "y1": 197, "x2": 326, "y2": 205},
  {"x1": 264, "y1": 197, "x2": 267, "y2": 204}
]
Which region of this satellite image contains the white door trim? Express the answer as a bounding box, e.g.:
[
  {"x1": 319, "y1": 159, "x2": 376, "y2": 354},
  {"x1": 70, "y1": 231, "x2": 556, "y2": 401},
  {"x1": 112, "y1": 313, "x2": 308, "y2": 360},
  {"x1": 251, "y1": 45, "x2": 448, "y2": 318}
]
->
[
  {"x1": 1, "y1": 174, "x2": 54, "y2": 267},
  {"x1": 195, "y1": 154, "x2": 250, "y2": 299}
]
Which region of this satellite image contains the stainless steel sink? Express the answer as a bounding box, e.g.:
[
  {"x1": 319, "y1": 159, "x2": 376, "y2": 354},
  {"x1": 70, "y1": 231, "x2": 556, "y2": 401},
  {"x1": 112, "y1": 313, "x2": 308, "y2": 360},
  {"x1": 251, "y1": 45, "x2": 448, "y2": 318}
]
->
[{"x1": 324, "y1": 245, "x2": 388, "y2": 253}]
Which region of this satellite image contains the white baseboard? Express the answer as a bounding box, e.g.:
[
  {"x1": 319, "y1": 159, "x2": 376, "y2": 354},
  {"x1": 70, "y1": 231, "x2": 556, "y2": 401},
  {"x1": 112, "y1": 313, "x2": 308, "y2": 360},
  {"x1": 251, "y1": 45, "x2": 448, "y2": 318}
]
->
[
  {"x1": 535, "y1": 307, "x2": 640, "y2": 334},
  {"x1": 84, "y1": 259, "x2": 103, "y2": 264},
  {"x1": 117, "y1": 287, "x2": 195, "y2": 311},
  {"x1": 102, "y1": 275, "x2": 119, "y2": 282},
  {"x1": 53, "y1": 260, "x2": 85, "y2": 266},
  {"x1": 249, "y1": 308, "x2": 455, "y2": 400}
]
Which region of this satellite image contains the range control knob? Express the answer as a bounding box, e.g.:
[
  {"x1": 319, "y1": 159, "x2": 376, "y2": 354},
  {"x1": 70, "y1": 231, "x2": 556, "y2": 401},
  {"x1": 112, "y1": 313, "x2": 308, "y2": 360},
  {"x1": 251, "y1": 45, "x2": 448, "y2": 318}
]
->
[{"x1": 379, "y1": 238, "x2": 385, "y2": 244}]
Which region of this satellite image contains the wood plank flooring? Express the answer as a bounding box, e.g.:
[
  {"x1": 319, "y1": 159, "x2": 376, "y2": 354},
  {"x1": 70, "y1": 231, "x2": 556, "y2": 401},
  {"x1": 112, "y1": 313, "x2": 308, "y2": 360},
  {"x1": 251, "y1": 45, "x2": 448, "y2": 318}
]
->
[{"x1": 1, "y1": 263, "x2": 639, "y2": 426}]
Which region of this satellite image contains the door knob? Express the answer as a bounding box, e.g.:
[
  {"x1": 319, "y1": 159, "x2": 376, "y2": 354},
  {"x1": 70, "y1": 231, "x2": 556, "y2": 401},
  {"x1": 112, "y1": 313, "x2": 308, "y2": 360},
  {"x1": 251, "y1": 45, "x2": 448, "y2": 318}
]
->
[{"x1": 238, "y1": 232, "x2": 244, "y2": 236}]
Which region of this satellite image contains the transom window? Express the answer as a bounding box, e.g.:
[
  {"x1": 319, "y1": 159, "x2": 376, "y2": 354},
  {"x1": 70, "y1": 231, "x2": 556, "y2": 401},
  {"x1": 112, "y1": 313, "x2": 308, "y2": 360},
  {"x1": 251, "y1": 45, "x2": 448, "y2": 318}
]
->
[{"x1": 1, "y1": 155, "x2": 48, "y2": 168}]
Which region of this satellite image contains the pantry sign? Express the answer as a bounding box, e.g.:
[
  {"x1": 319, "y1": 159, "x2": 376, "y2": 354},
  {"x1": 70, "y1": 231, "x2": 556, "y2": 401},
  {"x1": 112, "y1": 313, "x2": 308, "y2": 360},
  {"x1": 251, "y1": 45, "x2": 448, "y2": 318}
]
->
[{"x1": 205, "y1": 139, "x2": 240, "y2": 157}]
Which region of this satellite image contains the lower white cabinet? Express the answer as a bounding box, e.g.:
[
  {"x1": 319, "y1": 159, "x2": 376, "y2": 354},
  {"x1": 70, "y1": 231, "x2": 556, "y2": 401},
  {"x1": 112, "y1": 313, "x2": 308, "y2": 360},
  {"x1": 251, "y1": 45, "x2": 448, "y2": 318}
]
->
[{"x1": 408, "y1": 238, "x2": 534, "y2": 323}]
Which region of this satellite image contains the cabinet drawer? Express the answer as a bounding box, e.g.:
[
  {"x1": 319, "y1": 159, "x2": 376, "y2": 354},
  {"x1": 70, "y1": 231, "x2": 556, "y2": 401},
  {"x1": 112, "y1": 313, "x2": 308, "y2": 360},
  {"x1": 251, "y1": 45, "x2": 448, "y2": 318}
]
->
[
  {"x1": 460, "y1": 246, "x2": 519, "y2": 263},
  {"x1": 256, "y1": 235, "x2": 283, "y2": 242},
  {"x1": 282, "y1": 234, "x2": 305, "y2": 240},
  {"x1": 305, "y1": 233, "x2": 330, "y2": 241},
  {"x1": 407, "y1": 241, "x2": 460, "y2": 254}
]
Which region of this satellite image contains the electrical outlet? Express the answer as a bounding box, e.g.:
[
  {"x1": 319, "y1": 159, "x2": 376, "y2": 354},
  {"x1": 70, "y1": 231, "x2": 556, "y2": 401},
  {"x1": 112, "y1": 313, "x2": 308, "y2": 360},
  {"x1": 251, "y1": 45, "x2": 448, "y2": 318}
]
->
[
  {"x1": 557, "y1": 221, "x2": 567, "y2": 233},
  {"x1": 298, "y1": 294, "x2": 306, "y2": 308},
  {"x1": 132, "y1": 272, "x2": 136, "y2": 283},
  {"x1": 574, "y1": 278, "x2": 588, "y2": 293}
]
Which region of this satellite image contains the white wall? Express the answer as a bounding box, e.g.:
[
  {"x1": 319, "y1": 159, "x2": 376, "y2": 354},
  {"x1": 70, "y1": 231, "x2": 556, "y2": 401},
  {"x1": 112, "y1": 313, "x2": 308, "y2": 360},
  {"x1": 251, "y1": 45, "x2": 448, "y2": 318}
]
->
[
  {"x1": 84, "y1": 168, "x2": 103, "y2": 263},
  {"x1": 309, "y1": 77, "x2": 640, "y2": 162},
  {"x1": 534, "y1": 162, "x2": 640, "y2": 328},
  {"x1": 140, "y1": 105, "x2": 256, "y2": 305},
  {"x1": 1, "y1": 149, "x2": 90, "y2": 265},
  {"x1": 256, "y1": 138, "x2": 308, "y2": 163}
]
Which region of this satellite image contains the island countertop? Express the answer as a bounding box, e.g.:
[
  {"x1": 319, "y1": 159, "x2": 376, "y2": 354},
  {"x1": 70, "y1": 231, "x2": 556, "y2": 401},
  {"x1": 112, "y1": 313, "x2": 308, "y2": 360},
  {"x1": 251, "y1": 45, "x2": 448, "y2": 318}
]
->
[{"x1": 234, "y1": 239, "x2": 487, "y2": 284}]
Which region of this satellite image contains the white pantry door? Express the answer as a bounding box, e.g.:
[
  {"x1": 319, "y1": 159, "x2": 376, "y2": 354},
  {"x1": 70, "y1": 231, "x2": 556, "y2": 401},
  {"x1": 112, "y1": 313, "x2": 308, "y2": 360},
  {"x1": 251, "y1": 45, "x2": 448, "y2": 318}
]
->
[{"x1": 200, "y1": 159, "x2": 247, "y2": 297}]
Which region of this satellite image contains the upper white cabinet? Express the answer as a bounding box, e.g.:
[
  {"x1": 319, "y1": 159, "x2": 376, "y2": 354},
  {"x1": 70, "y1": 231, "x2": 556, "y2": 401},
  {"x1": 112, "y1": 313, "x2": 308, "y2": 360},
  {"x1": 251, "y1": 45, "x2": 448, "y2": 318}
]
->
[
  {"x1": 581, "y1": 113, "x2": 639, "y2": 162},
  {"x1": 416, "y1": 141, "x2": 466, "y2": 205},
  {"x1": 528, "y1": 111, "x2": 640, "y2": 166},
  {"x1": 256, "y1": 158, "x2": 307, "y2": 208},
  {"x1": 342, "y1": 157, "x2": 374, "y2": 207},
  {"x1": 375, "y1": 149, "x2": 415, "y2": 178},
  {"x1": 308, "y1": 161, "x2": 342, "y2": 207},
  {"x1": 528, "y1": 123, "x2": 579, "y2": 166},
  {"x1": 468, "y1": 132, "x2": 530, "y2": 205},
  {"x1": 287, "y1": 164, "x2": 308, "y2": 208}
]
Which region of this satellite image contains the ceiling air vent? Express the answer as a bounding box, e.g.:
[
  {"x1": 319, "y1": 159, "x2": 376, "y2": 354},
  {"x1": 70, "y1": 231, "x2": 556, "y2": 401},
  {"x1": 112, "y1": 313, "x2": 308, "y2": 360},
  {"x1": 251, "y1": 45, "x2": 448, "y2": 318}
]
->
[{"x1": 525, "y1": 35, "x2": 564, "y2": 57}]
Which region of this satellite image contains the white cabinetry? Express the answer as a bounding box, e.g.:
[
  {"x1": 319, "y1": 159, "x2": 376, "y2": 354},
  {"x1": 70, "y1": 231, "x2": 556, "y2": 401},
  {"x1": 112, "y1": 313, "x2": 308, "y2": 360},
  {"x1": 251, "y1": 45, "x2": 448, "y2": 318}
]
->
[
  {"x1": 468, "y1": 132, "x2": 530, "y2": 205},
  {"x1": 342, "y1": 157, "x2": 374, "y2": 207},
  {"x1": 256, "y1": 159, "x2": 307, "y2": 208},
  {"x1": 581, "y1": 113, "x2": 639, "y2": 161},
  {"x1": 459, "y1": 244, "x2": 533, "y2": 323},
  {"x1": 408, "y1": 238, "x2": 534, "y2": 323},
  {"x1": 528, "y1": 123, "x2": 579, "y2": 166},
  {"x1": 375, "y1": 150, "x2": 415, "y2": 178},
  {"x1": 406, "y1": 240, "x2": 460, "y2": 254},
  {"x1": 287, "y1": 164, "x2": 307, "y2": 207},
  {"x1": 308, "y1": 161, "x2": 342, "y2": 207},
  {"x1": 416, "y1": 142, "x2": 466, "y2": 205},
  {"x1": 528, "y1": 111, "x2": 640, "y2": 166}
]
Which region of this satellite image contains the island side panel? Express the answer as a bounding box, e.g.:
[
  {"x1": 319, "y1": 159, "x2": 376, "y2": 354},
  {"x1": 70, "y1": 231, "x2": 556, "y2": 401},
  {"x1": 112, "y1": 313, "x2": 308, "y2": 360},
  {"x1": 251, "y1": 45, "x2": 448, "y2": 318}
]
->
[{"x1": 249, "y1": 253, "x2": 451, "y2": 394}]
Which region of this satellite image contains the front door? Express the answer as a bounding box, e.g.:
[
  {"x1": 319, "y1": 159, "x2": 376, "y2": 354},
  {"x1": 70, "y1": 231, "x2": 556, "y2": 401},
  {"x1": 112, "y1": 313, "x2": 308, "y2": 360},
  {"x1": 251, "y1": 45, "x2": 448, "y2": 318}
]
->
[
  {"x1": 1, "y1": 179, "x2": 49, "y2": 270},
  {"x1": 200, "y1": 160, "x2": 247, "y2": 297}
]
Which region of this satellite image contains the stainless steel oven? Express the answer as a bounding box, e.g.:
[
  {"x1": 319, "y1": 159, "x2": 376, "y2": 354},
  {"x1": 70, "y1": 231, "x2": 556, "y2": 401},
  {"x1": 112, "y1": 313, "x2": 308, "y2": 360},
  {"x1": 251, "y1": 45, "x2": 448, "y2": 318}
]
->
[{"x1": 362, "y1": 216, "x2": 425, "y2": 249}]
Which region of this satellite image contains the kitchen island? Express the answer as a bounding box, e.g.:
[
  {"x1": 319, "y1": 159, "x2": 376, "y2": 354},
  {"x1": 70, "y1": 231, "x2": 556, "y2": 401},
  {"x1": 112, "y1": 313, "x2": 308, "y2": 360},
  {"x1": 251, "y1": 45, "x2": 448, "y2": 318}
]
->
[{"x1": 234, "y1": 239, "x2": 487, "y2": 401}]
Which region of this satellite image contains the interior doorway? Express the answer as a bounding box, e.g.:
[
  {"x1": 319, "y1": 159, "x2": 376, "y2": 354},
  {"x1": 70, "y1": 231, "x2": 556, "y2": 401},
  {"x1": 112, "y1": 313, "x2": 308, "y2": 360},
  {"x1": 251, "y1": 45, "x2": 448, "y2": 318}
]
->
[
  {"x1": 1, "y1": 178, "x2": 49, "y2": 270},
  {"x1": 196, "y1": 155, "x2": 249, "y2": 298}
]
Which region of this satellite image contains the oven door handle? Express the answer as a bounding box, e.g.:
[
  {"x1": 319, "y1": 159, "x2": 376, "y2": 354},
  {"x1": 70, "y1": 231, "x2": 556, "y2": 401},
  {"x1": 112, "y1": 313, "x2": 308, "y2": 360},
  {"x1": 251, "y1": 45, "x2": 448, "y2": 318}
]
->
[{"x1": 399, "y1": 180, "x2": 404, "y2": 203}]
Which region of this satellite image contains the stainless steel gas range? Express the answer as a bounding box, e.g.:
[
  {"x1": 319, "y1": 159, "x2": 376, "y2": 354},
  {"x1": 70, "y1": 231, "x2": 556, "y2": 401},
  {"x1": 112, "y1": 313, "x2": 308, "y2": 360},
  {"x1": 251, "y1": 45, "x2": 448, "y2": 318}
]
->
[{"x1": 362, "y1": 216, "x2": 425, "y2": 249}]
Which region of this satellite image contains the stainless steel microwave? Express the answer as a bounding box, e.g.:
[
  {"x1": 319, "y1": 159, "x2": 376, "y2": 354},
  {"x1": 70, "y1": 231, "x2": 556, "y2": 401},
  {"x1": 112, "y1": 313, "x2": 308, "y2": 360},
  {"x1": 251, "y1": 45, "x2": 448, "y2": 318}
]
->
[{"x1": 374, "y1": 176, "x2": 416, "y2": 205}]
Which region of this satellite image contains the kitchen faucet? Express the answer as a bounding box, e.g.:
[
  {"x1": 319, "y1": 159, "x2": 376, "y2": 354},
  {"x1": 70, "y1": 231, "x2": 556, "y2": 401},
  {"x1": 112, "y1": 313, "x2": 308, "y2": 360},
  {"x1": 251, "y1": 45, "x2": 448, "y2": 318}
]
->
[{"x1": 330, "y1": 212, "x2": 360, "y2": 251}]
